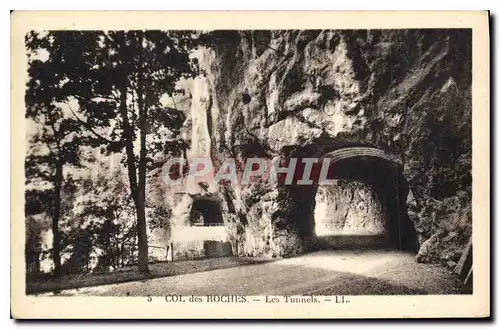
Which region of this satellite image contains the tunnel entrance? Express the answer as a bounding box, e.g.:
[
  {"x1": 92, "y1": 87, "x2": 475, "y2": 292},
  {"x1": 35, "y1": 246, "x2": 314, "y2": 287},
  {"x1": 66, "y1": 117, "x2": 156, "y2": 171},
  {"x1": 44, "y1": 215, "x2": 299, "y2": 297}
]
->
[
  {"x1": 284, "y1": 147, "x2": 418, "y2": 254},
  {"x1": 310, "y1": 149, "x2": 418, "y2": 252},
  {"x1": 189, "y1": 198, "x2": 224, "y2": 226}
]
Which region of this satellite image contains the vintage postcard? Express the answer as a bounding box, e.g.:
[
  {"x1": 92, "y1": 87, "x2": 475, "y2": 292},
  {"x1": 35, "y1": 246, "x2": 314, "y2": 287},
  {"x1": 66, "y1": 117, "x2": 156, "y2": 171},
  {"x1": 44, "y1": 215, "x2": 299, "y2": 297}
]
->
[{"x1": 10, "y1": 11, "x2": 490, "y2": 319}]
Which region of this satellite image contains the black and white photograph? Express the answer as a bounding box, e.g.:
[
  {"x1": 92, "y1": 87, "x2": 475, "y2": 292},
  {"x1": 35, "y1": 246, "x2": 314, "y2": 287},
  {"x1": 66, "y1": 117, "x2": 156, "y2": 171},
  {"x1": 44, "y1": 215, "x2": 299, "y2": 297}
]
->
[{"x1": 10, "y1": 11, "x2": 490, "y2": 319}]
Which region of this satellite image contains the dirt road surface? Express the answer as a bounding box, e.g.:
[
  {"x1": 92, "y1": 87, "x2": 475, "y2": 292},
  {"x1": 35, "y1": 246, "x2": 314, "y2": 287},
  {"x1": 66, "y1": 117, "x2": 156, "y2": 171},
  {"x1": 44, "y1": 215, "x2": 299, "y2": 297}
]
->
[{"x1": 40, "y1": 250, "x2": 463, "y2": 296}]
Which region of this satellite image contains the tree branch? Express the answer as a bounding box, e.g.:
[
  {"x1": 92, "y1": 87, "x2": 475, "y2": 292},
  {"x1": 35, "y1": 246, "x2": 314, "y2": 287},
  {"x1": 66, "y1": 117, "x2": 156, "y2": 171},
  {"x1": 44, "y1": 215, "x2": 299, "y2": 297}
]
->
[
  {"x1": 73, "y1": 93, "x2": 120, "y2": 104},
  {"x1": 66, "y1": 102, "x2": 123, "y2": 145}
]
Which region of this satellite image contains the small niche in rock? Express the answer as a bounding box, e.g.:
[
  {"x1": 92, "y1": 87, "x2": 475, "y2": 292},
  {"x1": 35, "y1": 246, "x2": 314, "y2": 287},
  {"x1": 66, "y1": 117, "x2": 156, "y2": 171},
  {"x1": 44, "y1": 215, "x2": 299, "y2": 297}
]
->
[{"x1": 242, "y1": 93, "x2": 251, "y2": 104}]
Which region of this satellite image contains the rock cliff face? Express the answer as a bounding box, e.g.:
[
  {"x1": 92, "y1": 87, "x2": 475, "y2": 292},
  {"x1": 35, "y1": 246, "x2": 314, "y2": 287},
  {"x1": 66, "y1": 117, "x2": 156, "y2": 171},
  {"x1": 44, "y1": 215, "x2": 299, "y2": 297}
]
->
[
  {"x1": 164, "y1": 29, "x2": 472, "y2": 266},
  {"x1": 315, "y1": 181, "x2": 388, "y2": 236}
]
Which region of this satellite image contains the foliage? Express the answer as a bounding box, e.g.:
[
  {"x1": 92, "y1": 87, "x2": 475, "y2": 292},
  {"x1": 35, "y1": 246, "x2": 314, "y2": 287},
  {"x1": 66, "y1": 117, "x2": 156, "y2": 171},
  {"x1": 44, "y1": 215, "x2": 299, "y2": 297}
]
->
[{"x1": 25, "y1": 30, "x2": 199, "y2": 274}]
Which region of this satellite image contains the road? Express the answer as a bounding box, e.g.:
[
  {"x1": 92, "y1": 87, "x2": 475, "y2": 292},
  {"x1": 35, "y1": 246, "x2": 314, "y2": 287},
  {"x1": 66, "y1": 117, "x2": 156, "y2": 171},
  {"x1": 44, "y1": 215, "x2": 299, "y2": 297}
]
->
[{"x1": 46, "y1": 250, "x2": 463, "y2": 296}]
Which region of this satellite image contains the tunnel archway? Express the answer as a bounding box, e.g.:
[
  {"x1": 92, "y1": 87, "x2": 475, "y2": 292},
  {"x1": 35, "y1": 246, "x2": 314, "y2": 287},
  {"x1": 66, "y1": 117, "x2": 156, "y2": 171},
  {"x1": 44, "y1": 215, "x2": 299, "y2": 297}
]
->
[
  {"x1": 288, "y1": 147, "x2": 418, "y2": 253},
  {"x1": 189, "y1": 197, "x2": 224, "y2": 226}
]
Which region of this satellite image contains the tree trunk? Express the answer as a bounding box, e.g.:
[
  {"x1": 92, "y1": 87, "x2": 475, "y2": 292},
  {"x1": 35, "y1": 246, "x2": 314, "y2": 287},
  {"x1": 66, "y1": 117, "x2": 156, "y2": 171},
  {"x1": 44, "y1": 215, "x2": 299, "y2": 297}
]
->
[
  {"x1": 114, "y1": 233, "x2": 119, "y2": 268},
  {"x1": 136, "y1": 71, "x2": 149, "y2": 273},
  {"x1": 120, "y1": 242, "x2": 125, "y2": 267},
  {"x1": 52, "y1": 160, "x2": 63, "y2": 278},
  {"x1": 117, "y1": 65, "x2": 149, "y2": 273},
  {"x1": 119, "y1": 79, "x2": 138, "y2": 203},
  {"x1": 136, "y1": 195, "x2": 149, "y2": 272}
]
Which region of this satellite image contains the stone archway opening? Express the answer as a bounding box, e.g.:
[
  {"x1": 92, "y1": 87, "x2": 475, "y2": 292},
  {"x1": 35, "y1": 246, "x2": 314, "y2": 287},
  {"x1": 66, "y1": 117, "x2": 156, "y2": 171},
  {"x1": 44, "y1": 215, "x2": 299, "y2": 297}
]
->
[
  {"x1": 311, "y1": 149, "x2": 418, "y2": 252},
  {"x1": 281, "y1": 147, "x2": 418, "y2": 254},
  {"x1": 189, "y1": 198, "x2": 224, "y2": 226}
]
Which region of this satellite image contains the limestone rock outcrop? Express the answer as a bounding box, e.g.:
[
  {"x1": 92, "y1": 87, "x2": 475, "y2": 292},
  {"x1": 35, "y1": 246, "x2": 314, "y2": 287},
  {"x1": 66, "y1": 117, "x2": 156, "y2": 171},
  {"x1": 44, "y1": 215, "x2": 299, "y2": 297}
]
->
[
  {"x1": 160, "y1": 30, "x2": 472, "y2": 265},
  {"x1": 315, "y1": 181, "x2": 388, "y2": 236}
]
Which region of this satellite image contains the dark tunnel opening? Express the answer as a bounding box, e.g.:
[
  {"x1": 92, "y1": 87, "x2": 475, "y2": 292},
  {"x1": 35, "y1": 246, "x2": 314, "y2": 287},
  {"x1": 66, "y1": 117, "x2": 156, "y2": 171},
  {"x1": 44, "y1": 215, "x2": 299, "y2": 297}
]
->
[
  {"x1": 189, "y1": 198, "x2": 224, "y2": 226},
  {"x1": 286, "y1": 151, "x2": 418, "y2": 253}
]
